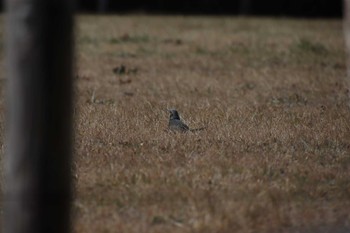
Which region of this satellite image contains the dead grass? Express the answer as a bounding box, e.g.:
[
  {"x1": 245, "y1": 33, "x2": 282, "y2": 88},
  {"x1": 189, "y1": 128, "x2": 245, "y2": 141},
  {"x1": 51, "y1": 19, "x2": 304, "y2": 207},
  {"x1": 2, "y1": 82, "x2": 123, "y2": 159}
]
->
[
  {"x1": 71, "y1": 15, "x2": 350, "y2": 233},
  {"x1": 2, "y1": 15, "x2": 350, "y2": 233}
]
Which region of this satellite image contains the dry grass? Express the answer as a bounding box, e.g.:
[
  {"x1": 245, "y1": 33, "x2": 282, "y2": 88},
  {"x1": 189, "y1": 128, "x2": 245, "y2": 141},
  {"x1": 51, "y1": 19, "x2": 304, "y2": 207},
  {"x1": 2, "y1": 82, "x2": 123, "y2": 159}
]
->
[
  {"x1": 2, "y1": 15, "x2": 350, "y2": 232},
  {"x1": 72, "y1": 15, "x2": 350, "y2": 233}
]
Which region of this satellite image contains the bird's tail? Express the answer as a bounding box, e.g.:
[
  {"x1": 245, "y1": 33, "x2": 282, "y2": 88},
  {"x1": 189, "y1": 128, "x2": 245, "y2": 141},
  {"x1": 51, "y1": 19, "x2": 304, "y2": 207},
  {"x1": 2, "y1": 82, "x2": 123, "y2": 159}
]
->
[{"x1": 189, "y1": 127, "x2": 207, "y2": 132}]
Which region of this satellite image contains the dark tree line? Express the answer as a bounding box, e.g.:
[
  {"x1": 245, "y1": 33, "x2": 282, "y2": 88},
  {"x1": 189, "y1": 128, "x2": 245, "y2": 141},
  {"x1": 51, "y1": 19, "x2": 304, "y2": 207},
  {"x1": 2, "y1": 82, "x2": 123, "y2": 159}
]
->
[
  {"x1": 0, "y1": 0, "x2": 342, "y2": 16},
  {"x1": 76, "y1": 0, "x2": 342, "y2": 17}
]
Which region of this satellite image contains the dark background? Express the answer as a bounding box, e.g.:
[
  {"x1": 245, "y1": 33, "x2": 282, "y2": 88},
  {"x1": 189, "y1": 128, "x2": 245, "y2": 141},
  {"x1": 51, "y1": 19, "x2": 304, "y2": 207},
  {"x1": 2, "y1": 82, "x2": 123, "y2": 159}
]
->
[
  {"x1": 76, "y1": 0, "x2": 342, "y2": 17},
  {"x1": 0, "y1": 0, "x2": 343, "y2": 17}
]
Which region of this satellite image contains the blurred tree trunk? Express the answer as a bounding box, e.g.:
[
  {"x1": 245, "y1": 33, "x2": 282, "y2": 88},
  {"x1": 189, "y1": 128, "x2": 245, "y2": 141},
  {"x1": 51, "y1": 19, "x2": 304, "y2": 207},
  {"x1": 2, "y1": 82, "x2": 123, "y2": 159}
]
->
[
  {"x1": 4, "y1": 1, "x2": 74, "y2": 233},
  {"x1": 239, "y1": 0, "x2": 253, "y2": 15},
  {"x1": 98, "y1": 0, "x2": 109, "y2": 13}
]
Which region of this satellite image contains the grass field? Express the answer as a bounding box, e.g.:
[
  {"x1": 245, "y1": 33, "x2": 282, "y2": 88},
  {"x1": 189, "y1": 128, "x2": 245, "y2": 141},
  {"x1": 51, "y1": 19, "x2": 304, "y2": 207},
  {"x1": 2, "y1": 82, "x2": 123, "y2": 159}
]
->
[
  {"x1": 2, "y1": 15, "x2": 350, "y2": 232},
  {"x1": 72, "y1": 15, "x2": 350, "y2": 233}
]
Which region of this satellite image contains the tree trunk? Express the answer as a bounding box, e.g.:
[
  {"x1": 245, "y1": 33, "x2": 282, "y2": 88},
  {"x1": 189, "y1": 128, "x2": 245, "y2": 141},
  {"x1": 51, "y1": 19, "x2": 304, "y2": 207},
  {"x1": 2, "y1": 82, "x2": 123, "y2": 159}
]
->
[
  {"x1": 98, "y1": 0, "x2": 109, "y2": 13},
  {"x1": 239, "y1": 0, "x2": 253, "y2": 15},
  {"x1": 4, "y1": 1, "x2": 74, "y2": 233}
]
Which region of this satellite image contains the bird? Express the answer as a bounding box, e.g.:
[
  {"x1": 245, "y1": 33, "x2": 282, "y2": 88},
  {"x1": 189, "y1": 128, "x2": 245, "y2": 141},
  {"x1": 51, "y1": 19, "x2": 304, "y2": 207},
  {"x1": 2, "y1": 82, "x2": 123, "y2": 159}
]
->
[{"x1": 167, "y1": 109, "x2": 206, "y2": 133}]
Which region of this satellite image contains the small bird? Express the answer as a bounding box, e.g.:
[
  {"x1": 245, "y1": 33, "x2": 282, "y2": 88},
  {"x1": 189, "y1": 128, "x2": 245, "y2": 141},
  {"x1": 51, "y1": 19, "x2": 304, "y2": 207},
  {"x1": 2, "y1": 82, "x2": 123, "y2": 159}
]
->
[{"x1": 167, "y1": 109, "x2": 206, "y2": 133}]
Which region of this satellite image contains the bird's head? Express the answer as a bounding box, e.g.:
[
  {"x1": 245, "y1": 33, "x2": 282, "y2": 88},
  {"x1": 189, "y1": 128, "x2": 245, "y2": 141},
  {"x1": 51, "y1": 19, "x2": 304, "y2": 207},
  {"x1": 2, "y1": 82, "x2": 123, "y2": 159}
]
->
[{"x1": 167, "y1": 109, "x2": 181, "y2": 120}]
